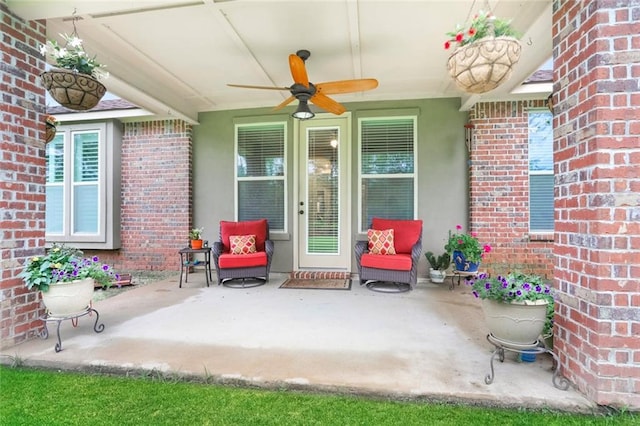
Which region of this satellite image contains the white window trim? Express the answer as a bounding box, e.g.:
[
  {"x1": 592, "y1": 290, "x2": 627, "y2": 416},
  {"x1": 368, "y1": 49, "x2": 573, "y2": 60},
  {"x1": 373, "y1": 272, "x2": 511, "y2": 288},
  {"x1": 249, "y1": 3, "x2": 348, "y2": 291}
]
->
[
  {"x1": 357, "y1": 115, "x2": 418, "y2": 233},
  {"x1": 46, "y1": 120, "x2": 122, "y2": 249}
]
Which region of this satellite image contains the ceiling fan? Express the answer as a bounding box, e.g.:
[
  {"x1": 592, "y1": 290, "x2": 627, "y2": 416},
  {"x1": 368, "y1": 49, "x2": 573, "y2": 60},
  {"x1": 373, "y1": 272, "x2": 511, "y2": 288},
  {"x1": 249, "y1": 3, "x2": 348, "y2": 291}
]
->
[{"x1": 227, "y1": 49, "x2": 378, "y2": 119}]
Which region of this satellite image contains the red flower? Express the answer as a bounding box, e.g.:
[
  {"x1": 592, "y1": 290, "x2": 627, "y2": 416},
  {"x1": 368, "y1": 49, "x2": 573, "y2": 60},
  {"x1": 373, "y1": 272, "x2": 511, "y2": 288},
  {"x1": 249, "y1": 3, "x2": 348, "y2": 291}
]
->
[
  {"x1": 455, "y1": 32, "x2": 464, "y2": 42},
  {"x1": 444, "y1": 41, "x2": 451, "y2": 49},
  {"x1": 483, "y1": 244, "x2": 492, "y2": 253},
  {"x1": 456, "y1": 224, "x2": 462, "y2": 230},
  {"x1": 468, "y1": 27, "x2": 476, "y2": 36}
]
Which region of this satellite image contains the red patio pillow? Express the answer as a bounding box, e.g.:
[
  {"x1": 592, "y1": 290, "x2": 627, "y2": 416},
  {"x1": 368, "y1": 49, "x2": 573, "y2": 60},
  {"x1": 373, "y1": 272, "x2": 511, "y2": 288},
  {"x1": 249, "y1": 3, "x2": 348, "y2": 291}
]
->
[
  {"x1": 229, "y1": 234, "x2": 256, "y2": 255},
  {"x1": 367, "y1": 228, "x2": 396, "y2": 255}
]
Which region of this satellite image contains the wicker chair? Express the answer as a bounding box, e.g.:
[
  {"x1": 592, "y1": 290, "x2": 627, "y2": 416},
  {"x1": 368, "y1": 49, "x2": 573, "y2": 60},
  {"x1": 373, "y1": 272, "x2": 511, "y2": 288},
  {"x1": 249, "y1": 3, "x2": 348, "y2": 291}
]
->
[
  {"x1": 212, "y1": 219, "x2": 274, "y2": 288},
  {"x1": 354, "y1": 218, "x2": 423, "y2": 292}
]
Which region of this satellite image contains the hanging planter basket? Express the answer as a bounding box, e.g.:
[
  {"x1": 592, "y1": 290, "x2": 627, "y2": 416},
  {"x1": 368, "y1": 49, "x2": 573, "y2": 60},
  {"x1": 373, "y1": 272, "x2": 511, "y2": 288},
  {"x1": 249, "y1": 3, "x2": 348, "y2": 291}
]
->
[
  {"x1": 45, "y1": 123, "x2": 57, "y2": 143},
  {"x1": 40, "y1": 68, "x2": 106, "y2": 111},
  {"x1": 447, "y1": 36, "x2": 521, "y2": 94}
]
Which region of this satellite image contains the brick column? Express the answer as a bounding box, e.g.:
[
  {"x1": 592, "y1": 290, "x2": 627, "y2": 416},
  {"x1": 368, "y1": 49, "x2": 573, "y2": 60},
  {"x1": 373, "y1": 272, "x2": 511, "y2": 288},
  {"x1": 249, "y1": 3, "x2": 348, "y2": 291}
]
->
[
  {"x1": 0, "y1": 5, "x2": 46, "y2": 348},
  {"x1": 553, "y1": 1, "x2": 640, "y2": 406}
]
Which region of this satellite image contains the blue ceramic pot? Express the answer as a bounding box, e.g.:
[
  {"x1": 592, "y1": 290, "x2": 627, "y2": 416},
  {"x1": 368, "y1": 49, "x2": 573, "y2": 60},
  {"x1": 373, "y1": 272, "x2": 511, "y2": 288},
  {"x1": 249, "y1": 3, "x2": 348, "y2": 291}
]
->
[{"x1": 453, "y1": 250, "x2": 479, "y2": 272}]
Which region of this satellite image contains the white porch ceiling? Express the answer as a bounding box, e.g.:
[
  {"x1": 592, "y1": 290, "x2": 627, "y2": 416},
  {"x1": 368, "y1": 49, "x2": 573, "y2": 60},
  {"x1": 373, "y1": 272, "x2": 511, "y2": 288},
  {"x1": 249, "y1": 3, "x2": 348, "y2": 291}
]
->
[{"x1": 8, "y1": 0, "x2": 553, "y2": 124}]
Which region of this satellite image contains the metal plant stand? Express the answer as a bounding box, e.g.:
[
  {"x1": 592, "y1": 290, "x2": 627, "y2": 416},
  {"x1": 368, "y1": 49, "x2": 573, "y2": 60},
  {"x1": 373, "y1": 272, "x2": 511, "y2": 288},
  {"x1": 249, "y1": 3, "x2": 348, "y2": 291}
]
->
[
  {"x1": 485, "y1": 333, "x2": 570, "y2": 390},
  {"x1": 40, "y1": 307, "x2": 104, "y2": 352}
]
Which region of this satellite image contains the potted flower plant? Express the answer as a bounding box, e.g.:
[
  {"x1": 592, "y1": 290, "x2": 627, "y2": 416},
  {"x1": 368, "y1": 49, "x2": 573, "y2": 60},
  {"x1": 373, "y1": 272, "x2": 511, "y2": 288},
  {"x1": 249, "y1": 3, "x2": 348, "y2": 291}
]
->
[
  {"x1": 425, "y1": 251, "x2": 451, "y2": 283},
  {"x1": 39, "y1": 33, "x2": 108, "y2": 110},
  {"x1": 444, "y1": 10, "x2": 522, "y2": 94},
  {"x1": 466, "y1": 271, "x2": 554, "y2": 347},
  {"x1": 45, "y1": 115, "x2": 58, "y2": 143},
  {"x1": 189, "y1": 227, "x2": 204, "y2": 249},
  {"x1": 20, "y1": 244, "x2": 119, "y2": 317},
  {"x1": 444, "y1": 225, "x2": 491, "y2": 272}
]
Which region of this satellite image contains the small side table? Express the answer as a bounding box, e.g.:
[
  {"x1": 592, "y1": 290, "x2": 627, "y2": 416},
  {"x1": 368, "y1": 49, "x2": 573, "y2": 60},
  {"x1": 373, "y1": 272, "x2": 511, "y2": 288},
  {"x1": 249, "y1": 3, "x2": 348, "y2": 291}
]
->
[
  {"x1": 178, "y1": 247, "x2": 212, "y2": 288},
  {"x1": 450, "y1": 270, "x2": 484, "y2": 290}
]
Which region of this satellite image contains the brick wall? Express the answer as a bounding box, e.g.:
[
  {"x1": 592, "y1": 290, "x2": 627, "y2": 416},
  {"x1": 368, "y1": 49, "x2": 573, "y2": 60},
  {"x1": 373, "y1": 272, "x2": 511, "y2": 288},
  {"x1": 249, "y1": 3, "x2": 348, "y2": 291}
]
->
[
  {"x1": 86, "y1": 120, "x2": 193, "y2": 273},
  {"x1": 553, "y1": 0, "x2": 640, "y2": 407},
  {"x1": 468, "y1": 100, "x2": 554, "y2": 279},
  {"x1": 0, "y1": 5, "x2": 46, "y2": 348}
]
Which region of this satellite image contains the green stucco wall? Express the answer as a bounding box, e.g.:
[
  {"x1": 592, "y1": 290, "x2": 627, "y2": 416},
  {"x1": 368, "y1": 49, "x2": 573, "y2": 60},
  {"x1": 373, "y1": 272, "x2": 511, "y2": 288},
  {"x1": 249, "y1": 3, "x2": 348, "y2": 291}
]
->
[{"x1": 193, "y1": 98, "x2": 468, "y2": 276}]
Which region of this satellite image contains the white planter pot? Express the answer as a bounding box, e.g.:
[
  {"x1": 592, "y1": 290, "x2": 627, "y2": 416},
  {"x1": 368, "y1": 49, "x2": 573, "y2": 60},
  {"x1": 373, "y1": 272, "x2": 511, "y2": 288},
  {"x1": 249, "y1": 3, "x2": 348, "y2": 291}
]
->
[
  {"x1": 429, "y1": 268, "x2": 447, "y2": 284},
  {"x1": 481, "y1": 298, "x2": 548, "y2": 347},
  {"x1": 41, "y1": 278, "x2": 94, "y2": 317}
]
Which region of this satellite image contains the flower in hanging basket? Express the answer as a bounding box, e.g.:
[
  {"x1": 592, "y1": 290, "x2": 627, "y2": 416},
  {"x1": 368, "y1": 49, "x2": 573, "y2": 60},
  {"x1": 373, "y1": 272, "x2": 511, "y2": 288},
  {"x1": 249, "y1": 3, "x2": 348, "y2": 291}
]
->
[
  {"x1": 444, "y1": 10, "x2": 519, "y2": 50},
  {"x1": 444, "y1": 11, "x2": 522, "y2": 94},
  {"x1": 444, "y1": 224, "x2": 491, "y2": 264},
  {"x1": 45, "y1": 115, "x2": 58, "y2": 127},
  {"x1": 40, "y1": 33, "x2": 108, "y2": 80}
]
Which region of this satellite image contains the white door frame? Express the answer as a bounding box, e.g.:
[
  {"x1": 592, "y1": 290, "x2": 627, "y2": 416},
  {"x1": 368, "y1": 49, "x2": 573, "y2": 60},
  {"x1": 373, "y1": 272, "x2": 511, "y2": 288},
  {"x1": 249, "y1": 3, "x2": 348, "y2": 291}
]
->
[{"x1": 292, "y1": 113, "x2": 351, "y2": 271}]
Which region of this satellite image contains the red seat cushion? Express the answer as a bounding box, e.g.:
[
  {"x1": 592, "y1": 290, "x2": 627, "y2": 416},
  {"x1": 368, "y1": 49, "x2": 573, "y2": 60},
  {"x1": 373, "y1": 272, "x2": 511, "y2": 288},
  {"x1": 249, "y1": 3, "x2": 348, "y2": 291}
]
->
[
  {"x1": 220, "y1": 219, "x2": 267, "y2": 252},
  {"x1": 371, "y1": 218, "x2": 422, "y2": 254},
  {"x1": 218, "y1": 252, "x2": 267, "y2": 269},
  {"x1": 361, "y1": 253, "x2": 413, "y2": 271}
]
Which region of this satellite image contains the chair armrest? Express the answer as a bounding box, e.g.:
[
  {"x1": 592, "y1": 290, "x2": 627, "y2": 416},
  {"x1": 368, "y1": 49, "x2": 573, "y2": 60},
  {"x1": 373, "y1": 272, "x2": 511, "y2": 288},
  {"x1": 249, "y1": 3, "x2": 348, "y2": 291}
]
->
[
  {"x1": 265, "y1": 239, "x2": 274, "y2": 258},
  {"x1": 212, "y1": 241, "x2": 224, "y2": 258},
  {"x1": 411, "y1": 240, "x2": 422, "y2": 262},
  {"x1": 354, "y1": 240, "x2": 368, "y2": 259}
]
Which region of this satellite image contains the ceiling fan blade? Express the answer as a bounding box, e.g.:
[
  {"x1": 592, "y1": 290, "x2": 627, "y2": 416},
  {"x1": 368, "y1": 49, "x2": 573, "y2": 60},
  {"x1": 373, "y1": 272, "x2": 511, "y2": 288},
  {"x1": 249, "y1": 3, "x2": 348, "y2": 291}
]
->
[
  {"x1": 316, "y1": 79, "x2": 378, "y2": 95},
  {"x1": 289, "y1": 54, "x2": 309, "y2": 87},
  {"x1": 309, "y1": 92, "x2": 346, "y2": 115},
  {"x1": 227, "y1": 83, "x2": 290, "y2": 91},
  {"x1": 272, "y1": 96, "x2": 296, "y2": 111}
]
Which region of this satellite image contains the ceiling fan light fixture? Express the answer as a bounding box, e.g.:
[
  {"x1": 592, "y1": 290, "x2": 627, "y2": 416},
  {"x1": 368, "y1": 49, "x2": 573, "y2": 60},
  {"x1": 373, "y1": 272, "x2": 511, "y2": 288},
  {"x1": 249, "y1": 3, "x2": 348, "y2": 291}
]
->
[{"x1": 292, "y1": 99, "x2": 314, "y2": 120}]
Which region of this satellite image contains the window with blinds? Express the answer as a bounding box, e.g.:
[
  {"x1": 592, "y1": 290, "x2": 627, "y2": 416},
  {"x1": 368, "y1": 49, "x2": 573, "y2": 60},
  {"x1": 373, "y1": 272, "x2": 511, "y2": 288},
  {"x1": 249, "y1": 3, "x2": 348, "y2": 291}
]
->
[
  {"x1": 359, "y1": 117, "x2": 417, "y2": 231},
  {"x1": 528, "y1": 110, "x2": 554, "y2": 232},
  {"x1": 236, "y1": 123, "x2": 286, "y2": 231},
  {"x1": 45, "y1": 120, "x2": 121, "y2": 249}
]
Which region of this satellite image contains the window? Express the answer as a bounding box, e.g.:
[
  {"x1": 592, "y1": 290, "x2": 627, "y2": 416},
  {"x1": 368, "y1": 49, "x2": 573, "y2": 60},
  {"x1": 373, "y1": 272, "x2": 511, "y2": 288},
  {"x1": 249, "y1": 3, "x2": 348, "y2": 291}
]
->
[
  {"x1": 235, "y1": 122, "x2": 286, "y2": 232},
  {"x1": 358, "y1": 116, "x2": 417, "y2": 231},
  {"x1": 45, "y1": 121, "x2": 122, "y2": 249},
  {"x1": 528, "y1": 110, "x2": 554, "y2": 232}
]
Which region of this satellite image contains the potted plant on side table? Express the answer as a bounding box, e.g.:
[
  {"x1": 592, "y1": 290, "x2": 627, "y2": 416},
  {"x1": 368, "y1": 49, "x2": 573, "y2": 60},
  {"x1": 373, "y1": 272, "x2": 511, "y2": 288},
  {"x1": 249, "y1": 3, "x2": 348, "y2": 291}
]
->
[
  {"x1": 189, "y1": 227, "x2": 204, "y2": 249},
  {"x1": 20, "y1": 244, "x2": 119, "y2": 317},
  {"x1": 425, "y1": 251, "x2": 451, "y2": 284}
]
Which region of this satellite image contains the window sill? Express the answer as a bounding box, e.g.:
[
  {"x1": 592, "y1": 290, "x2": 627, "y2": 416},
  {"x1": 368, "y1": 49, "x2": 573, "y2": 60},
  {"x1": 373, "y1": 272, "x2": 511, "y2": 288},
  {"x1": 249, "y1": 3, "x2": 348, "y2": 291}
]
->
[{"x1": 528, "y1": 232, "x2": 554, "y2": 242}]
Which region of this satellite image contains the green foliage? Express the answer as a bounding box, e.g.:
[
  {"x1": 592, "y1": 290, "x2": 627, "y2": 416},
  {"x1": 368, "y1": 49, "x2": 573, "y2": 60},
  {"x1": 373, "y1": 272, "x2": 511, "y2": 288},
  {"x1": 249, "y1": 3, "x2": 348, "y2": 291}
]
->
[
  {"x1": 444, "y1": 10, "x2": 520, "y2": 49},
  {"x1": 425, "y1": 251, "x2": 451, "y2": 270},
  {"x1": 189, "y1": 227, "x2": 204, "y2": 240},
  {"x1": 1, "y1": 366, "x2": 635, "y2": 425},
  {"x1": 19, "y1": 244, "x2": 118, "y2": 292},
  {"x1": 444, "y1": 225, "x2": 491, "y2": 264},
  {"x1": 40, "y1": 33, "x2": 108, "y2": 79}
]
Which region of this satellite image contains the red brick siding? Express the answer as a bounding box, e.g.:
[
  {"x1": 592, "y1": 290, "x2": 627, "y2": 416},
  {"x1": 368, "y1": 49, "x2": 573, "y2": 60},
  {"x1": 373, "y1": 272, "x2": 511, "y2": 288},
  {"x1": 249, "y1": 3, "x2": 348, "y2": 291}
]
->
[
  {"x1": 468, "y1": 100, "x2": 554, "y2": 278},
  {"x1": 0, "y1": 5, "x2": 46, "y2": 348},
  {"x1": 85, "y1": 120, "x2": 193, "y2": 273},
  {"x1": 553, "y1": 0, "x2": 640, "y2": 407}
]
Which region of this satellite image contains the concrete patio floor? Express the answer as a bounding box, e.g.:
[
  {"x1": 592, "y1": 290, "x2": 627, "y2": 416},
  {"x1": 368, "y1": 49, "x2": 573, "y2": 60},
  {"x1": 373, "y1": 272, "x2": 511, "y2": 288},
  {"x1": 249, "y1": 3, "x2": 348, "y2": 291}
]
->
[{"x1": 3, "y1": 273, "x2": 595, "y2": 412}]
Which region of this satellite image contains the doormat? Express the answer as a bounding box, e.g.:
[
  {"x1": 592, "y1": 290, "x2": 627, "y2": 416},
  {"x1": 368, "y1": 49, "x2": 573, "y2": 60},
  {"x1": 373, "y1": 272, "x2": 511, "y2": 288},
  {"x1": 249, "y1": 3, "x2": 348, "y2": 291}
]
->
[{"x1": 279, "y1": 278, "x2": 351, "y2": 290}]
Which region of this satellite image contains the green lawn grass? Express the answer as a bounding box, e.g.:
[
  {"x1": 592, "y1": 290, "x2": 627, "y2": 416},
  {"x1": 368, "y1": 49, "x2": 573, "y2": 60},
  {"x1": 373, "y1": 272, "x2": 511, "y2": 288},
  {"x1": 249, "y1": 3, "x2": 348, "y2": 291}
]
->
[{"x1": 0, "y1": 366, "x2": 635, "y2": 425}]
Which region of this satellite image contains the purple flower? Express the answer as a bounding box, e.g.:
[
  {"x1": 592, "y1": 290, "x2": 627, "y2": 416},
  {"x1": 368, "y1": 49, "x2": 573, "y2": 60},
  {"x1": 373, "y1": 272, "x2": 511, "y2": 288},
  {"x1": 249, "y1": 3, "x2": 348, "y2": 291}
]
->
[
  {"x1": 523, "y1": 282, "x2": 531, "y2": 291},
  {"x1": 535, "y1": 285, "x2": 542, "y2": 293},
  {"x1": 472, "y1": 290, "x2": 479, "y2": 298},
  {"x1": 102, "y1": 264, "x2": 110, "y2": 271},
  {"x1": 516, "y1": 290, "x2": 522, "y2": 296},
  {"x1": 502, "y1": 281, "x2": 508, "y2": 289},
  {"x1": 485, "y1": 282, "x2": 491, "y2": 290},
  {"x1": 93, "y1": 256, "x2": 99, "y2": 262}
]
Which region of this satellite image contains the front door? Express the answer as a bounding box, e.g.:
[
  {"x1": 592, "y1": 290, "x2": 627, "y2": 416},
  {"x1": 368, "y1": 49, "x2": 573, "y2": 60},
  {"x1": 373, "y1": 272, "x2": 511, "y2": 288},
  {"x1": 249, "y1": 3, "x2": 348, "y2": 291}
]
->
[{"x1": 296, "y1": 116, "x2": 350, "y2": 270}]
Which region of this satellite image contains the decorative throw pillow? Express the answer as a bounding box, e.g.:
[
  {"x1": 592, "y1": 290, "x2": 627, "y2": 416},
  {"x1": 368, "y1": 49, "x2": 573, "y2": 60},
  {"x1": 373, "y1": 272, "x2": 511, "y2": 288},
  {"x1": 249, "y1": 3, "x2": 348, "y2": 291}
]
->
[
  {"x1": 367, "y1": 229, "x2": 396, "y2": 255},
  {"x1": 229, "y1": 234, "x2": 256, "y2": 255}
]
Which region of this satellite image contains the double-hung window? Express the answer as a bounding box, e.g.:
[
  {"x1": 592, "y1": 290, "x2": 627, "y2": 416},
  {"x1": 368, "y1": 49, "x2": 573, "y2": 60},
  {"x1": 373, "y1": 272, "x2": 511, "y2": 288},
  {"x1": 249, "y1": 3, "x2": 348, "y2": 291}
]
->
[
  {"x1": 45, "y1": 121, "x2": 122, "y2": 249},
  {"x1": 358, "y1": 116, "x2": 417, "y2": 231},
  {"x1": 528, "y1": 110, "x2": 554, "y2": 233},
  {"x1": 235, "y1": 122, "x2": 286, "y2": 232}
]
